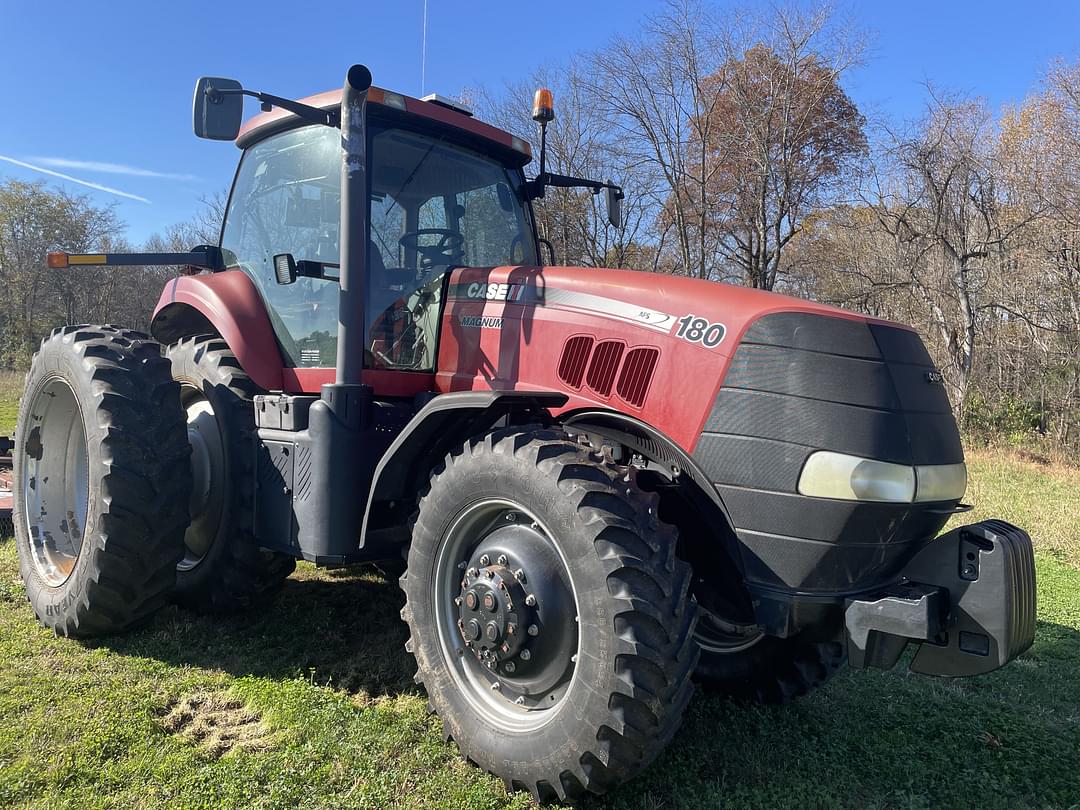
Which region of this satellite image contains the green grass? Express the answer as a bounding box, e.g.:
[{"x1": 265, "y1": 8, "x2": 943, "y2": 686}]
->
[
  {"x1": 0, "y1": 424, "x2": 1078, "y2": 806},
  {"x1": 963, "y1": 448, "x2": 1080, "y2": 565}
]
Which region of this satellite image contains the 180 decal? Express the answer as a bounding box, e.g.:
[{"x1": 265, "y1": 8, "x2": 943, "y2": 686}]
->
[{"x1": 674, "y1": 314, "x2": 726, "y2": 348}]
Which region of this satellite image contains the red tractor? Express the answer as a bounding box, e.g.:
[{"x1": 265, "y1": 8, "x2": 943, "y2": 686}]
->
[{"x1": 11, "y1": 65, "x2": 1035, "y2": 802}]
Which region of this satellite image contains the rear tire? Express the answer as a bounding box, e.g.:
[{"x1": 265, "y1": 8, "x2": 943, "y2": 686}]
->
[
  {"x1": 401, "y1": 427, "x2": 697, "y2": 803},
  {"x1": 14, "y1": 325, "x2": 191, "y2": 637},
  {"x1": 166, "y1": 335, "x2": 294, "y2": 612}
]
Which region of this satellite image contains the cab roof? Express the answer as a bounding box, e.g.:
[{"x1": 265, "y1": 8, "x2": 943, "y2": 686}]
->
[{"x1": 236, "y1": 86, "x2": 533, "y2": 167}]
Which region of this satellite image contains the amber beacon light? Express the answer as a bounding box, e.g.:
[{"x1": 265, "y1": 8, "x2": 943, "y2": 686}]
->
[{"x1": 532, "y1": 88, "x2": 554, "y2": 123}]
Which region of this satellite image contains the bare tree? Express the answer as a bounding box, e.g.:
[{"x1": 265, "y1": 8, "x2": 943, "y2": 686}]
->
[
  {"x1": 588, "y1": 0, "x2": 728, "y2": 278},
  {"x1": 691, "y1": 5, "x2": 868, "y2": 290},
  {"x1": 477, "y1": 65, "x2": 658, "y2": 269},
  {"x1": 860, "y1": 91, "x2": 1044, "y2": 419}
]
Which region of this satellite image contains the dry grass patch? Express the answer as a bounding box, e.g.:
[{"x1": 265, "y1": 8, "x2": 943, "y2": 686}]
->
[
  {"x1": 964, "y1": 447, "x2": 1080, "y2": 565},
  {"x1": 160, "y1": 691, "x2": 277, "y2": 759}
]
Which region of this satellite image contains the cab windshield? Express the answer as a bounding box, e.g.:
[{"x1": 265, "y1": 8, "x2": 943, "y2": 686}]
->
[{"x1": 220, "y1": 121, "x2": 536, "y2": 371}]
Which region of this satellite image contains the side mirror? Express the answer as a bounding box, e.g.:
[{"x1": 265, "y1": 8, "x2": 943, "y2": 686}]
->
[
  {"x1": 193, "y1": 77, "x2": 244, "y2": 140},
  {"x1": 273, "y1": 253, "x2": 297, "y2": 285},
  {"x1": 606, "y1": 183, "x2": 624, "y2": 229}
]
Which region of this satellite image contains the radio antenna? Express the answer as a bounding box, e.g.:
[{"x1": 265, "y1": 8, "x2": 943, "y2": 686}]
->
[{"x1": 421, "y1": 0, "x2": 429, "y2": 96}]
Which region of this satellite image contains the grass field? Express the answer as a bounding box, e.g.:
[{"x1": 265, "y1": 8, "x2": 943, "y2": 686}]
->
[
  {"x1": 0, "y1": 370, "x2": 19, "y2": 437},
  {"x1": 0, "y1": 367, "x2": 1078, "y2": 807}
]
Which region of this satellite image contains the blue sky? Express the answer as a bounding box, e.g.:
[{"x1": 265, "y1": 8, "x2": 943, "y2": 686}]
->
[{"x1": 1, "y1": 0, "x2": 1077, "y2": 244}]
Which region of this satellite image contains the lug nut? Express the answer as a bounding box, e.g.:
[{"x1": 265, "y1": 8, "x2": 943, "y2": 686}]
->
[
  {"x1": 515, "y1": 696, "x2": 526, "y2": 705},
  {"x1": 482, "y1": 592, "x2": 496, "y2": 611},
  {"x1": 464, "y1": 591, "x2": 478, "y2": 610},
  {"x1": 514, "y1": 569, "x2": 526, "y2": 583},
  {"x1": 485, "y1": 622, "x2": 500, "y2": 642},
  {"x1": 524, "y1": 594, "x2": 537, "y2": 607},
  {"x1": 492, "y1": 681, "x2": 501, "y2": 690},
  {"x1": 527, "y1": 624, "x2": 539, "y2": 637},
  {"x1": 497, "y1": 554, "x2": 508, "y2": 565},
  {"x1": 467, "y1": 567, "x2": 478, "y2": 578},
  {"x1": 479, "y1": 554, "x2": 490, "y2": 566},
  {"x1": 507, "y1": 623, "x2": 517, "y2": 636},
  {"x1": 465, "y1": 619, "x2": 481, "y2": 641},
  {"x1": 519, "y1": 649, "x2": 531, "y2": 661},
  {"x1": 454, "y1": 596, "x2": 463, "y2": 606},
  {"x1": 504, "y1": 661, "x2": 516, "y2": 674}
]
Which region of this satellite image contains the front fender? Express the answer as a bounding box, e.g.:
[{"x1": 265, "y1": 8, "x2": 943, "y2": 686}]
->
[{"x1": 151, "y1": 271, "x2": 284, "y2": 391}]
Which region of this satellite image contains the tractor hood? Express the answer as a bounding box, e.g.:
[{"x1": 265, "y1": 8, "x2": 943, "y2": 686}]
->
[
  {"x1": 437, "y1": 264, "x2": 918, "y2": 447},
  {"x1": 437, "y1": 264, "x2": 963, "y2": 597}
]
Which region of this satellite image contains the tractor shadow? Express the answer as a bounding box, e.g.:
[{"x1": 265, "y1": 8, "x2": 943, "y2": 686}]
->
[
  {"x1": 98, "y1": 565, "x2": 417, "y2": 698},
  {"x1": 588, "y1": 618, "x2": 1080, "y2": 809},
  {"x1": 95, "y1": 566, "x2": 1080, "y2": 807}
]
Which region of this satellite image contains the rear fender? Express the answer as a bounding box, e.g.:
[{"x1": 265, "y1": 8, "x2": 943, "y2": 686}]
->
[{"x1": 151, "y1": 271, "x2": 284, "y2": 390}]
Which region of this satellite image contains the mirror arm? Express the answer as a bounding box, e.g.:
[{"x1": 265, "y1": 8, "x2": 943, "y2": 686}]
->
[
  {"x1": 524, "y1": 173, "x2": 622, "y2": 200},
  {"x1": 213, "y1": 87, "x2": 339, "y2": 128}
]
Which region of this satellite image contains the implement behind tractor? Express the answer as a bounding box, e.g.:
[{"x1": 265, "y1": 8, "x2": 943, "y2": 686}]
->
[
  {"x1": 0, "y1": 436, "x2": 12, "y2": 537},
  {"x1": 7, "y1": 64, "x2": 1036, "y2": 803}
]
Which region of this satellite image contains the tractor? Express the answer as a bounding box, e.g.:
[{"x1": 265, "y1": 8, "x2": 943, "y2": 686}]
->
[{"x1": 10, "y1": 64, "x2": 1036, "y2": 803}]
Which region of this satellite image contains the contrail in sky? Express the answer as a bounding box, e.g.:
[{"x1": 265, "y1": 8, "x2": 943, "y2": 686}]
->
[
  {"x1": 0, "y1": 155, "x2": 151, "y2": 203},
  {"x1": 29, "y1": 156, "x2": 198, "y2": 182}
]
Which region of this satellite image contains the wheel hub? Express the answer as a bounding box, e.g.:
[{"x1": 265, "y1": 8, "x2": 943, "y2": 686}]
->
[
  {"x1": 457, "y1": 563, "x2": 535, "y2": 667},
  {"x1": 444, "y1": 514, "x2": 578, "y2": 714}
]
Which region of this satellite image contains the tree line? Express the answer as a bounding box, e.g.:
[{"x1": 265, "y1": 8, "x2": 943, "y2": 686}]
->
[
  {"x1": 480, "y1": 1, "x2": 1080, "y2": 454},
  {"x1": 1, "y1": 0, "x2": 1077, "y2": 453}
]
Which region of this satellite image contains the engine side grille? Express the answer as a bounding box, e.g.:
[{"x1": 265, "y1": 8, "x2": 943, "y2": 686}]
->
[
  {"x1": 586, "y1": 340, "x2": 625, "y2": 397},
  {"x1": 557, "y1": 335, "x2": 594, "y2": 389},
  {"x1": 616, "y1": 347, "x2": 659, "y2": 408}
]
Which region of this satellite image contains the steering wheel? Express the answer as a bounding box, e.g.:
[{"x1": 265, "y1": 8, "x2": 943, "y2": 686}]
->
[{"x1": 399, "y1": 228, "x2": 465, "y2": 270}]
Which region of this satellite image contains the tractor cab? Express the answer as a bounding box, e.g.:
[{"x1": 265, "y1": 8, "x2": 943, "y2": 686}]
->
[{"x1": 221, "y1": 95, "x2": 539, "y2": 373}]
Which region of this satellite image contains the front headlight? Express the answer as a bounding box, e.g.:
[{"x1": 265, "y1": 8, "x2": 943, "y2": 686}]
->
[
  {"x1": 798, "y1": 451, "x2": 967, "y2": 504},
  {"x1": 914, "y1": 463, "x2": 968, "y2": 502}
]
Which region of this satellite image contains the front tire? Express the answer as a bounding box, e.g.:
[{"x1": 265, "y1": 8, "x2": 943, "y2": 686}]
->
[
  {"x1": 401, "y1": 427, "x2": 697, "y2": 803},
  {"x1": 165, "y1": 336, "x2": 294, "y2": 612},
  {"x1": 14, "y1": 326, "x2": 191, "y2": 637},
  {"x1": 694, "y1": 607, "x2": 845, "y2": 703}
]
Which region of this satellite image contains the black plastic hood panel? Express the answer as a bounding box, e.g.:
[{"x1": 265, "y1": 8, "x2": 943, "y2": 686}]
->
[{"x1": 693, "y1": 312, "x2": 963, "y2": 595}]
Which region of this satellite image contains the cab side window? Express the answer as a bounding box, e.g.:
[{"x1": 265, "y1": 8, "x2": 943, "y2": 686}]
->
[{"x1": 219, "y1": 125, "x2": 341, "y2": 367}]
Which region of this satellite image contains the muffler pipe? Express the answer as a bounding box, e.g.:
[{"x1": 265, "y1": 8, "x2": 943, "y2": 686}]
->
[{"x1": 336, "y1": 64, "x2": 372, "y2": 386}]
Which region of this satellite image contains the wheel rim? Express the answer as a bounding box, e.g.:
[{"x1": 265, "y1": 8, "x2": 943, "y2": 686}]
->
[
  {"x1": 694, "y1": 605, "x2": 765, "y2": 654},
  {"x1": 20, "y1": 377, "x2": 89, "y2": 587},
  {"x1": 433, "y1": 498, "x2": 579, "y2": 732},
  {"x1": 179, "y1": 382, "x2": 225, "y2": 572}
]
